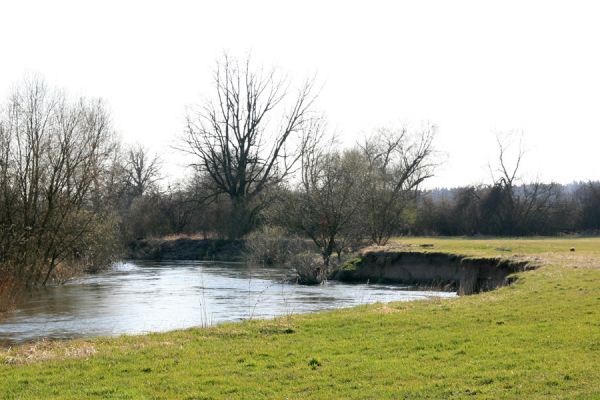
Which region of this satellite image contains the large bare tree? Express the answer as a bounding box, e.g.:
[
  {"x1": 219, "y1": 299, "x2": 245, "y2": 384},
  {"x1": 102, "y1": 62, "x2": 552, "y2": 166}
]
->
[{"x1": 182, "y1": 55, "x2": 317, "y2": 238}]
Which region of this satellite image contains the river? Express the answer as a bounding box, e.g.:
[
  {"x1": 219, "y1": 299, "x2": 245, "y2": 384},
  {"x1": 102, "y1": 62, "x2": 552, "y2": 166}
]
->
[{"x1": 0, "y1": 260, "x2": 456, "y2": 343}]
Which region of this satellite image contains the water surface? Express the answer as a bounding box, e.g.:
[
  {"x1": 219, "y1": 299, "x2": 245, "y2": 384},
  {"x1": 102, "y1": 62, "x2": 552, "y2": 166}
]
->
[{"x1": 0, "y1": 260, "x2": 456, "y2": 343}]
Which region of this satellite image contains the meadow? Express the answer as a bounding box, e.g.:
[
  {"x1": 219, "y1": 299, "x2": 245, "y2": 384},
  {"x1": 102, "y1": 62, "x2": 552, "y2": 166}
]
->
[{"x1": 1, "y1": 237, "x2": 599, "y2": 399}]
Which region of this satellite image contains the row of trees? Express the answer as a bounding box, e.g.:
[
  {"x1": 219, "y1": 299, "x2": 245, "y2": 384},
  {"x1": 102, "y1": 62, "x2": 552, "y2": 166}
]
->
[
  {"x1": 178, "y1": 56, "x2": 435, "y2": 244},
  {"x1": 416, "y1": 181, "x2": 600, "y2": 236},
  {"x1": 415, "y1": 136, "x2": 600, "y2": 236},
  {"x1": 105, "y1": 55, "x2": 600, "y2": 262}
]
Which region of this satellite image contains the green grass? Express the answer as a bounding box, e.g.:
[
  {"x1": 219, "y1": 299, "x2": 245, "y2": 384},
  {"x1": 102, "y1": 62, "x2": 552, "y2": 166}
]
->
[
  {"x1": 390, "y1": 236, "x2": 600, "y2": 257},
  {"x1": 1, "y1": 237, "x2": 600, "y2": 399}
]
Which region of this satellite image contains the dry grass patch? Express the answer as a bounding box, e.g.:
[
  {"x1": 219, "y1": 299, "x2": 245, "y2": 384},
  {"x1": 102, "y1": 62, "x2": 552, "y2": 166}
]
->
[
  {"x1": 535, "y1": 253, "x2": 600, "y2": 269},
  {"x1": 1, "y1": 339, "x2": 97, "y2": 365},
  {"x1": 157, "y1": 233, "x2": 216, "y2": 241},
  {"x1": 376, "y1": 303, "x2": 403, "y2": 314}
]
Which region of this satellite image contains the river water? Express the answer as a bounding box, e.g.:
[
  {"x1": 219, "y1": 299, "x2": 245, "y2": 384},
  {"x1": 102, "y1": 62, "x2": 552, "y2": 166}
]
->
[{"x1": 0, "y1": 260, "x2": 456, "y2": 343}]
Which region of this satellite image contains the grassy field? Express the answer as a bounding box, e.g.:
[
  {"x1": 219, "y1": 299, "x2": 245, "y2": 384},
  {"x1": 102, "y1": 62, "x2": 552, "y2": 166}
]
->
[{"x1": 1, "y1": 237, "x2": 600, "y2": 399}]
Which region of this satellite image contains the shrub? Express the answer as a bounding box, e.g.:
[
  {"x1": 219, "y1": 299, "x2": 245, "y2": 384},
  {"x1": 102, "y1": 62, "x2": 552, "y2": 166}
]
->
[
  {"x1": 289, "y1": 252, "x2": 329, "y2": 285},
  {"x1": 244, "y1": 226, "x2": 306, "y2": 265}
]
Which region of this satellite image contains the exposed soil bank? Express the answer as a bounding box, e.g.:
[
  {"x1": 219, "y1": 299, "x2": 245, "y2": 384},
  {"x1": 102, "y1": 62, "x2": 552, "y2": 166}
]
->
[
  {"x1": 127, "y1": 239, "x2": 537, "y2": 295},
  {"x1": 127, "y1": 238, "x2": 244, "y2": 261},
  {"x1": 333, "y1": 250, "x2": 536, "y2": 295}
]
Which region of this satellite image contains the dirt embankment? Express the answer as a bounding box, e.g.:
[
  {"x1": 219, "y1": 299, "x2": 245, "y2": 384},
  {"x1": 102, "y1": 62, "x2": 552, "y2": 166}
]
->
[
  {"x1": 127, "y1": 239, "x2": 538, "y2": 295},
  {"x1": 127, "y1": 238, "x2": 244, "y2": 261},
  {"x1": 333, "y1": 250, "x2": 536, "y2": 295}
]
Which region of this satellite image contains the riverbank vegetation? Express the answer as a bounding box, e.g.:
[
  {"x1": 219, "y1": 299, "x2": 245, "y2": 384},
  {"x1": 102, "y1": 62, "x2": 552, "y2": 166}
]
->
[
  {"x1": 0, "y1": 78, "x2": 122, "y2": 312},
  {"x1": 2, "y1": 238, "x2": 600, "y2": 398}
]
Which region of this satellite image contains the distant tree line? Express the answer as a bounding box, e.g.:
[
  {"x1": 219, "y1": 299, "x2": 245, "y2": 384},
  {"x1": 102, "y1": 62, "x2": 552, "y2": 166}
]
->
[
  {"x1": 116, "y1": 172, "x2": 600, "y2": 242},
  {"x1": 414, "y1": 136, "x2": 600, "y2": 236},
  {"x1": 415, "y1": 181, "x2": 600, "y2": 236}
]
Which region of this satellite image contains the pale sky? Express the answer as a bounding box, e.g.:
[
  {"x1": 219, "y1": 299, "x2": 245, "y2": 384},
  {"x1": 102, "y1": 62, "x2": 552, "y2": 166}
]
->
[{"x1": 1, "y1": 0, "x2": 599, "y2": 188}]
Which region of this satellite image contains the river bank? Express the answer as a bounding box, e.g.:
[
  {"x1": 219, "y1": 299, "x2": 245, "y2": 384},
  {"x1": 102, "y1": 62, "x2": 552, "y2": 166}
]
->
[
  {"x1": 127, "y1": 238, "x2": 245, "y2": 261},
  {"x1": 336, "y1": 247, "x2": 536, "y2": 295},
  {"x1": 127, "y1": 237, "x2": 536, "y2": 296},
  {"x1": 2, "y1": 237, "x2": 600, "y2": 399},
  {"x1": 0, "y1": 260, "x2": 455, "y2": 344}
]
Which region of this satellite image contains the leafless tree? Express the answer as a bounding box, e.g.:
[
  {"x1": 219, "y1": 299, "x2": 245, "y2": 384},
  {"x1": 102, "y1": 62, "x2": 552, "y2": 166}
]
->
[
  {"x1": 0, "y1": 76, "x2": 119, "y2": 293},
  {"x1": 182, "y1": 54, "x2": 317, "y2": 238},
  {"x1": 124, "y1": 144, "x2": 161, "y2": 197},
  {"x1": 485, "y1": 132, "x2": 560, "y2": 234},
  {"x1": 360, "y1": 125, "x2": 436, "y2": 244},
  {"x1": 480, "y1": 133, "x2": 524, "y2": 233},
  {"x1": 490, "y1": 132, "x2": 524, "y2": 196},
  {"x1": 288, "y1": 121, "x2": 368, "y2": 270}
]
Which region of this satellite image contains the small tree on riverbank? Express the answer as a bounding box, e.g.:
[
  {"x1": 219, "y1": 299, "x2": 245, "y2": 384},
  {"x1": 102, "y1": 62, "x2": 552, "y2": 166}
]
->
[
  {"x1": 360, "y1": 125, "x2": 436, "y2": 245},
  {"x1": 286, "y1": 123, "x2": 368, "y2": 268},
  {"x1": 279, "y1": 122, "x2": 437, "y2": 282}
]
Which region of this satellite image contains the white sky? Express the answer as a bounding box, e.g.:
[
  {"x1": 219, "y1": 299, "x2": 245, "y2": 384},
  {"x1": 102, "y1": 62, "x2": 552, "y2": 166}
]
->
[{"x1": 1, "y1": 0, "x2": 599, "y2": 188}]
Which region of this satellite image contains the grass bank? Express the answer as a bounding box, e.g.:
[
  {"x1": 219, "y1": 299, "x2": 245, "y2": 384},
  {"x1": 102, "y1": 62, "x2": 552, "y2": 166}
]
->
[{"x1": 1, "y1": 237, "x2": 600, "y2": 399}]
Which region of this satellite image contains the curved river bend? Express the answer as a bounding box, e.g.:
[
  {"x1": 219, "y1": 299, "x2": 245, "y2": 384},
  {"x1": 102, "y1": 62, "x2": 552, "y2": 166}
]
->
[{"x1": 0, "y1": 260, "x2": 456, "y2": 344}]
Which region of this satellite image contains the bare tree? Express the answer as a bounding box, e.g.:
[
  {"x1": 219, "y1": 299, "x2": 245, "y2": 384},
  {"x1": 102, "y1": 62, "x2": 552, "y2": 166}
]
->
[
  {"x1": 182, "y1": 54, "x2": 317, "y2": 238},
  {"x1": 360, "y1": 125, "x2": 436, "y2": 244},
  {"x1": 484, "y1": 132, "x2": 561, "y2": 235},
  {"x1": 480, "y1": 133, "x2": 524, "y2": 234},
  {"x1": 0, "y1": 76, "x2": 119, "y2": 291},
  {"x1": 124, "y1": 144, "x2": 161, "y2": 197},
  {"x1": 288, "y1": 122, "x2": 368, "y2": 270}
]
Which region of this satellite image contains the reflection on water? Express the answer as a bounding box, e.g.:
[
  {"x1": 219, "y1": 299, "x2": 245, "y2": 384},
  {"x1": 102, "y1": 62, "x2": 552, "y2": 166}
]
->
[{"x1": 0, "y1": 260, "x2": 456, "y2": 343}]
